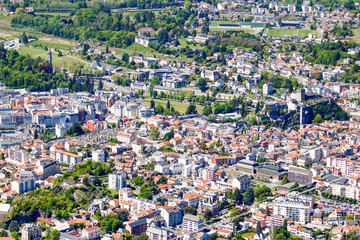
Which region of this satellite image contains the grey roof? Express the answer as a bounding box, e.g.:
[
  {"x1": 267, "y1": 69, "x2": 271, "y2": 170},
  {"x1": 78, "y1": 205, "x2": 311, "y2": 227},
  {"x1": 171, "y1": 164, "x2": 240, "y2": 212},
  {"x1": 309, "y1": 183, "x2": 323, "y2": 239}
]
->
[
  {"x1": 288, "y1": 166, "x2": 311, "y2": 175},
  {"x1": 256, "y1": 164, "x2": 286, "y2": 175}
]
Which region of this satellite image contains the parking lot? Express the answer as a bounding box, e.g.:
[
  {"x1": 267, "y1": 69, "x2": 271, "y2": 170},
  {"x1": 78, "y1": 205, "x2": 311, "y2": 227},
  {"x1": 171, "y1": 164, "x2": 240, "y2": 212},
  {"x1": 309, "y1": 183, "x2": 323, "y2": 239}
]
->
[{"x1": 316, "y1": 198, "x2": 359, "y2": 215}]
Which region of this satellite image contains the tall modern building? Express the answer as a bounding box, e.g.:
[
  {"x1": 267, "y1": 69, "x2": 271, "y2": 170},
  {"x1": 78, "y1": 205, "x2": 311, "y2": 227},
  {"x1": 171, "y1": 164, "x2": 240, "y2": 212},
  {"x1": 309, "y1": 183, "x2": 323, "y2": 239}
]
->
[
  {"x1": 8, "y1": 146, "x2": 29, "y2": 165},
  {"x1": 12, "y1": 176, "x2": 36, "y2": 194},
  {"x1": 108, "y1": 172, "x2": 126, "y2": 190}
]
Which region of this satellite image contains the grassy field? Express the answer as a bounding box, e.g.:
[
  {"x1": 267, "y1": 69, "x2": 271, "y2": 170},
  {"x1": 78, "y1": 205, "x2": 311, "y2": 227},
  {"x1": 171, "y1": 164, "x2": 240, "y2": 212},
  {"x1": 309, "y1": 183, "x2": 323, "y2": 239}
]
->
[
  {"x1": 178, "y1": 38, "x2": 203, "y2": 49},
  {"x1": 143, "y1": 98, "x2": 204, "y2": 114},
  {"x1": 211, "y1": 21, "x2": 237, "y2": 26},
  {"x1": 210, "y1": 27, "x2": 255, "y2": 33},
  {"x1": 17, "y1": 46, "x2": 88, "y2": 72},
  {"x1": 267, "y1": 28, "x2": 319, "y2": 38},
  {"x1": 112, "y1": 9, "x2": 161, "y2": 19},
  {"x1": 298, "y1": 29, "x2": 320, "y2": 38},
  {"x1": 266, "y1": 29, "x2": 297, "y2": 36},
  {"x1": 352, "y1": 28, "x2": 360, "y2": 44},
  {"x1": 241, "y1": 232, "x2": 255, "y2": 238},
  {"x1": 17, "y1": 47, "x2": 47, "y2": 56},
  {"x1": 28, "y1": 40, "x2": 74, "y2": 51},
  {"x1": 126, "y1": 43, "x2": 156, "y2": 53},
  {"x1": 34, "y1": 12, "x2": 71, "y2": 17}
]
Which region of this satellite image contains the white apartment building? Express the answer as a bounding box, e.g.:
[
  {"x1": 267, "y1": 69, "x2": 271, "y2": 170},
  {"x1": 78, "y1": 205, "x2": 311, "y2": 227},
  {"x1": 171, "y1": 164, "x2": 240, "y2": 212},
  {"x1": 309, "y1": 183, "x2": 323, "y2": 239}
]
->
[
  {"x1": 326, "y1": 157, "x2": 357, "y2": 176},
  {"x1": 12, "y1": 177, "x2": 36, "y2": 194},
  {"x1": 330, "y1": 184, "x2": 360, "y2": 201},
  {"x1": 273, "y1": 199, "x2": 312, "y2": 224},
  {"x1": 182, "y1": 214, "x2": 204, "y2": 232},
  {"x1": 92, "y1": 149, "x2": 105, "y2": 162},
  {"x1": 146, "y1": 227, "x2": 174, "y2": 240},
  {"x1": 8, "y1": 146, "x2": 28, "y2": 165},
  {"x1": 117, "y1": 131, "x2": 135, "y2": 144},
  {"x1": 55, "y1": 149, "x2": 83, "y2": 167},
  {"x1": 108, "y1": 172, "x2": 126, "y2": 190}
]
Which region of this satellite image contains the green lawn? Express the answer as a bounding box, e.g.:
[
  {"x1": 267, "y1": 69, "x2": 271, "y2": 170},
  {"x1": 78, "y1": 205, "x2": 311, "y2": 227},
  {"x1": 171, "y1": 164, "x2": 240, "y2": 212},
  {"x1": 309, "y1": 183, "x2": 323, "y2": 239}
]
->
[
  {"x1": 143, "y1": 98, "x2": 204, "y2": 114},
  {"x1": 352, "y1": 28, "x2": 360, "y2": 44},
  {"x1": 17, "y1": 46, "x2": 47, "y2": 57},
  {"x1": 178, "y1": 38, "x2": 203, "y2": 49},
  {"x1": 17, "y1": 46, "x2": 87, "y2": 72},
  {"x1": 267, "y1": 29, "x2": 298, "y2": 36},
  {"x1": 113, "y1": 10, "x2": 161, "y2": 19},
  {"x1": 126, "y1": 43, "x2": 155, "y2": 53},
  {"x1": 34, "y1": 12, "x2": 71, "y2": 17},
  {"x1": 211, "y1": 21, "x2": 237, "y2": 26},
  {"x1": 241, "y1": 232, "x2": 255, "y2": 238},
  {"x1": 267, "y1": 28, "x2": 319, "y2": 38},
  {"x1": 298, "y1": 29, "x2": 320, "y2": 38},
  {"x1": 210, "y1": 27, "x2": 255, "y2": 33},
  {"x1": 28, "y1": 40, "x2": 74, "y2": 51}
]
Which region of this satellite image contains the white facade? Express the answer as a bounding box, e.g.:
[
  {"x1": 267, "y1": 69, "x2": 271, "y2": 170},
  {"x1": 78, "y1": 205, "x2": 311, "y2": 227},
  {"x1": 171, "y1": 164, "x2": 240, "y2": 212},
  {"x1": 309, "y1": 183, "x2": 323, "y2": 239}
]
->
[
  {"x1": 92, "y1": 149, "x2": 106, "y2": 162},
  {"x1": 330, "y1": 184, "x2": 360, "y2": 201},
  {"x1": 108, "y1": 172, "x2": 126, "y2": 190},
  {"x1": 326, "y1": 157, "x2": 355, "y2": 176},
  {"x1": 55, "y1": 150, "x2": 82, "y2": 166},
  {"x1": 273, "y1": 201, "x2": 312, "y2": 224},
  {"x1": 117, "y1": 132, "x2": 135, "y2": 144},
  {"x1": 182, "y1": 214, "x2": 204, "y2": 232}
]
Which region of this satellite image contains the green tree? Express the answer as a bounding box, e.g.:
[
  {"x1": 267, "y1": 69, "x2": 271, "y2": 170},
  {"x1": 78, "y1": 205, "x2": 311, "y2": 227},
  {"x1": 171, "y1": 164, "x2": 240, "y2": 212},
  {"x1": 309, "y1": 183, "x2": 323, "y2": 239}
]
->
[
  {"x1": 203, "y1": 209, "x2": 213, "y2": 220},
  {"x1": 232, "y1": 188, "x2": 243, "y2": 203},
  {"x1": 92, "y1": 176, "x2": 101, "y2": 186},
  {"x1": 22, "y1": 32, "x2": 28, "y2": 44},
  {"x1": 255, "y1": 102, "x2": 260, "y2": 113},
  {"x1": 51, "y1": 230, "x2": 60, "y2": 240},
  {"x1": 345, "y1": 214, "x2": 354, "y2": 220},
  {"x1": 98, "y1": 80, "x2": 103, "y2": 90},
  {"x1": 164, "y1": 129, "x2": 174, "y2": 141},
  {"x1": 138, "y1": 233, "x2": 148, "y2": 240},
  {"x1": 149, "y1": 127, "x2": 160, "y2": 140},
  {"x1": 166, "y1": 100, "x2": 171, "y2": 109},
  {"x1": 122, "y1": 53, "x2": 129, "y2": 62},
  {"x1": 150, "y1": 100, "x2": 155, "y2": 109},
  {"x1": 9, "y1": 221, "x2": 19, "y2": 233},
  {"x1": 244, "y1": 188, "x2": 254, "y2": 205},
  {"x1": 34, "y1": 129, "x2": 38, "y2": 139},
  {"x1": 67, "y1": 122, "x2": 84, "y2": 136},
  {"x1": 313, "y1": 114, "x2": 323, "y2": 123},
  {"x1": 226, "y1": 190, "x2": 233, "y2": 199},
  {"x1": 10, "y1": 232, "x2": 19, "y2": 240},
  {"x1": 281, "y1": 176, "x2": 288, "y2": 185},
  {"x1": 83, "y1": 176, "x2": 90, "y2": 186},
  {"x1": 185, "y1": 0, "x2": 192, "y2": 11},
  {"x1": 185, "y1": 104, "x2": 197, "y2": 115},
  {"x1": 0, "y1": 230, "x2": 8, "y2": 237},
  {"x1": 112, "y1": 220, "x2": 122, "y2": 233},
  {"x1": 133, "y1": 176, "x2": 144, "y2": 186},
  {"x1": 197, "y1": 78, "x2": 207, "y2": 92},
  {"x1": 203, "y1": 106, "x2": 213, "y2": 116},
  {"x1": 156, "y1": 197, "x2": 167, "y2": 206},
  {"x1": 184, "y1": 207, "x2": 197, "y2": 215},
  {"x1": 155, "y1": 104, "x2": 164, "y2": 115},
  {"x1": 290, "y1": 182, "x2": 299, "y2": 190}
]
